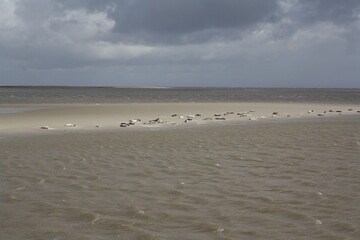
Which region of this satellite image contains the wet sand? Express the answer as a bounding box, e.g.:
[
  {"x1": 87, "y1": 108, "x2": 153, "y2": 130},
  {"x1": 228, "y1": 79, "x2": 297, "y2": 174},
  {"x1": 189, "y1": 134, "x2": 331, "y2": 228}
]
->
[{"x1": 0, "y1": 102, "x2": 359, "y2": 137}]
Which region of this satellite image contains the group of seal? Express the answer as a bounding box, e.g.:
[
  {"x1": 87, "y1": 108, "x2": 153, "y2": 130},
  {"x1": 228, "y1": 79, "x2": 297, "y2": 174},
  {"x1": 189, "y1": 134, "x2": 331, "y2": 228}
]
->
[{"x1": 40, "y1": 108, "x2": 359, "y2": 130}]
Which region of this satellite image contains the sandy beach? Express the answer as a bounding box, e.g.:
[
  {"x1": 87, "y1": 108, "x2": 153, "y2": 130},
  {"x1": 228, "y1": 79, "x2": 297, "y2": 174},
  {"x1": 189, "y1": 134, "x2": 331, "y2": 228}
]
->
[{"x1": 1, "y1": 102, "x2": 359, "y2": 137}]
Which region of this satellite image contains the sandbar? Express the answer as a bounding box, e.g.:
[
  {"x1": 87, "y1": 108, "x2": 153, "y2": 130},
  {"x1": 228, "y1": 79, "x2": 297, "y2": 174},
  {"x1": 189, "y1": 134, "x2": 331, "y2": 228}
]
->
[{"x1": 0, "y1": 102, "x2": 359, "y2": 137}]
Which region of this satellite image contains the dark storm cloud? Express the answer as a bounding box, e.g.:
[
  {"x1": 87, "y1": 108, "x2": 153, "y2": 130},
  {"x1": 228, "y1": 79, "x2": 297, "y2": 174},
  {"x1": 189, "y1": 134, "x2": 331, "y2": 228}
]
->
[
  {"x1": 111, "y1": 0, "x2": 277, "y2": 40},
  {"x1": 50, "y1": 0, "x2": 360, "y2": 45},
  {"x1": 0, "y1": 0, "x2": 359, "y2": 87},
  {"x1": 47, "y1": 0, "x2": 279, "y2": 45},
  {"x1": 59, "y1": 0, "x2": 278, "y2": 32}
]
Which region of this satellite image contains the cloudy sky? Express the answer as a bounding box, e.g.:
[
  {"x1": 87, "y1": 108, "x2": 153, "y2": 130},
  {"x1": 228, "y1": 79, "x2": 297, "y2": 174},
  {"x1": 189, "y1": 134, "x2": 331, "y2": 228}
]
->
[{"x1": 0, "y1": 0, "x2": 359, "y2": 87}]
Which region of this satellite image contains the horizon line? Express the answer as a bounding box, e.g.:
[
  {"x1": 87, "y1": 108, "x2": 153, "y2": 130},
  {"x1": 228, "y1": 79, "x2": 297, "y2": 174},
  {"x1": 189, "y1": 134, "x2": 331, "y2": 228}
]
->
[{"x1": 0, "y1": 85, "x2": 359, "y2": 90}]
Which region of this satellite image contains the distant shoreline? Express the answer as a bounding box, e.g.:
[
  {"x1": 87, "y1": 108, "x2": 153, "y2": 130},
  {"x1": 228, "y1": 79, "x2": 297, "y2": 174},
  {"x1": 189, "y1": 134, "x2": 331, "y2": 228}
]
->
[
  {"x1": 1, "y1": 86, "x2": 359, "y2": 90},
  {"x1": 0, "y1": 85, "x2": 173, "y2": 89}
]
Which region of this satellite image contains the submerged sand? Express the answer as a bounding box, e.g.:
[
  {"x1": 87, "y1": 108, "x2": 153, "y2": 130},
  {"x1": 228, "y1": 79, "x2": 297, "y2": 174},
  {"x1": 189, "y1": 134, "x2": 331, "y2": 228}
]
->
[{"x1": 0, "y1": 102, "x2": 359, "y2": 136}]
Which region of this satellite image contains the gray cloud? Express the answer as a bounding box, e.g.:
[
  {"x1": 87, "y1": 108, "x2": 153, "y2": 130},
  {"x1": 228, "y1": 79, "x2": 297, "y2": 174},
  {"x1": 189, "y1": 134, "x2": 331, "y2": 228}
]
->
[
  {"x1": 110, "y1": 0, "x2": 278, "y2": 44},
  {"x1": 300, "y1": 0, "x2": 360, "y2": 24},
  {"x1": 0, "y1": 0, "x2": 359, "y2": 87}
]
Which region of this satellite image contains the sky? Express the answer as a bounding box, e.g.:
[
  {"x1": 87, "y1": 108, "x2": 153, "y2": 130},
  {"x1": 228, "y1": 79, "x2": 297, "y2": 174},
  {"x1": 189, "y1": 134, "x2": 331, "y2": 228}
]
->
[{"x1": 0, "y1": 0, "x2": 359, "y2": 87}]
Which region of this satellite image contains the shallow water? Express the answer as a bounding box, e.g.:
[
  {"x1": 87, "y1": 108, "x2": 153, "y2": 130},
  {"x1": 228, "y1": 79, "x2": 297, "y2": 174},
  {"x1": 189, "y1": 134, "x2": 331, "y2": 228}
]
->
[
  {"x1": 0, "y1": 107, "x2": 48, "y2": 114},
  {"x1": 1, "y1": 117, "x2": 359, "y2": 239}
]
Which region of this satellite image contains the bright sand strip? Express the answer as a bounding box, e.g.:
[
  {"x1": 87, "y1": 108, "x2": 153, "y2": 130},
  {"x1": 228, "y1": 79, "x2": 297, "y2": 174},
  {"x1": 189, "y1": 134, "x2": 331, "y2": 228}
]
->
[{"x1": 0, "y1": 102, "x2": 359, "y2": 136}]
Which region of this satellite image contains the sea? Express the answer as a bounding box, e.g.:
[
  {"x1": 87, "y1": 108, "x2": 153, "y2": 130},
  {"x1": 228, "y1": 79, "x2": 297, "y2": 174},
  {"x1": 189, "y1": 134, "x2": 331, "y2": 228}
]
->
[
  {"x1": 0, "y1": 86, "x2": 359, "y2": 104},
  {"x1": 0, "y1": 87, "x2": 359, "y2": 240}
]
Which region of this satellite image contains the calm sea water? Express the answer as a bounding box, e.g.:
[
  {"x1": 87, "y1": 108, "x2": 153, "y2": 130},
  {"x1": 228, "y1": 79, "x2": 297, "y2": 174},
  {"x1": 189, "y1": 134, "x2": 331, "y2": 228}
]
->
[
  {"x1": 0, "y1": 86, "x2": 359, "y2": 104},
  {"x1": 1, "y1": 117, "x2": 359, "y2": 240}
]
